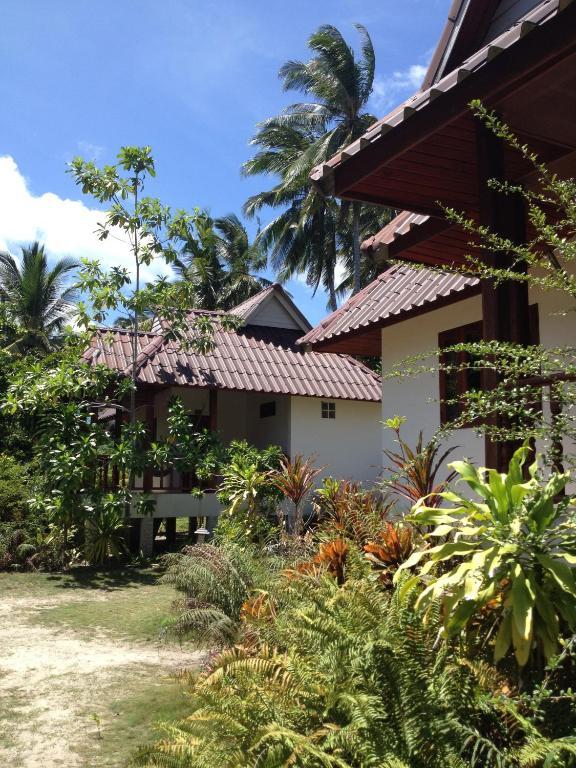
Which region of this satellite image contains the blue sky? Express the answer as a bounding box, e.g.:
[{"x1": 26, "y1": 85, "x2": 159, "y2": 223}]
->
[{"x1": 0, "y1": 0, "x2": 450, "y2": 325}]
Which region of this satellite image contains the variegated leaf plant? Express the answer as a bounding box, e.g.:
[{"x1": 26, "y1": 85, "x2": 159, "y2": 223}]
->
[{"x1": 396, "y1": 446, "x2": 576, "y2": 667}]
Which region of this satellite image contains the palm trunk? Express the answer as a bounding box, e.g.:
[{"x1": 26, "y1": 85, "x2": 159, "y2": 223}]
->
[
  {"x1": 352, "y1": 201, "x2": 362, "y2": 295},
  {"x1": 327, "y1": 235, "x2": 337, "y2": 313}
]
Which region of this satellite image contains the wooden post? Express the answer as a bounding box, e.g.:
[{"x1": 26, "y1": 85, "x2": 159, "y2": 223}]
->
[
  {"x1": 165, "y1": 517, "x2": 177, "y2": 548},
  {"x1": 209, "y1": 389, "x2": 218, "y2": 432},
  {"x1": 476, "y1": 121, "x2": 531, "y2": 470},
  {"x1": 111, "y1": 407, "x2": 123, "y2": 489},
  {"x1": 142, "y1": 397, "x2": 156, "y2": 492}
]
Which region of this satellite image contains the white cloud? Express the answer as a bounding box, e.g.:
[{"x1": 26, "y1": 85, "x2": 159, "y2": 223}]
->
[
  {"x1": 370, "y1": 63, "x2": 427, "y2": 112},
  {"x1": 0, "y1": 155, "x2": 168, "y2": 284}
]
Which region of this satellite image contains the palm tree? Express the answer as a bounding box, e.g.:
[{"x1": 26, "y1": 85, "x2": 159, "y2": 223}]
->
[
  {"x1": 243, "y1": 116, "x2": 341, "y2": 311},
  {"x1": 336, "y1": 203, "x2": 394, "y2": 297},
  {"x1": 279, "y1": 24, "x2": 379, "y2": 295},
  {"x1": 213, "y1": 214, "x2": 271, "y2": 308},
  {"x1": 244, "y1": 25, "x2": 391, "y2": 304},
  {"x1": 174, "y1": 211, "x2": 270, "y2": 311},
  {"x1": 0, "y1": 241, "x2": 78, "y2": 351}
]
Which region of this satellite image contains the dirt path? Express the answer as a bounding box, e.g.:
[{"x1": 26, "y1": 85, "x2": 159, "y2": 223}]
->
[{"x1": 0, "y1": 592, "x2": 201, "y2": 768}]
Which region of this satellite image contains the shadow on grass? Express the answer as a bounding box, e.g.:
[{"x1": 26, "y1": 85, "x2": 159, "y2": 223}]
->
[{"x1": 45, "y1": 566, "x2": 159, "y2": 593}]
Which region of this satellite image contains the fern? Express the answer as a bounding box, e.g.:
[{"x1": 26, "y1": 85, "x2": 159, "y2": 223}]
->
[
  {"x1": 161, "y1": 543, "x2": 281, "y2": 647},
  {"x1": 138, "y1": 556, "x2": 575, "y2": 767}
]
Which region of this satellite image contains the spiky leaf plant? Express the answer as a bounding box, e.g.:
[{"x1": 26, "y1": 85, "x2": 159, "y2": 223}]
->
[
  {"x1": 398, "y1": 447, "x2": 576, "y2": 668},
  {"x1": 161, "y1": 543, "x2": 280, "y2": 648}
]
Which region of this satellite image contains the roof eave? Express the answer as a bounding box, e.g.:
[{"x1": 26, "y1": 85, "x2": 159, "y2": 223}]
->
[{"x1": 309, "y1": 1, "x2": 575, "y2": 203}]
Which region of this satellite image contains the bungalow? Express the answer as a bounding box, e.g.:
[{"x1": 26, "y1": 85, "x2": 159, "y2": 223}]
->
[
  {"x1": 86, "y1": 284, "x2": 382, "y2": 553},
  {"x1": 302, "y1": 0, "x2": 576, "y2": 474}
]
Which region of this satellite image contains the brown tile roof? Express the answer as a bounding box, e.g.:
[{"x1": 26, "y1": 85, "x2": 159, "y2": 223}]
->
[
  {"x1": 85, "y1": 317, "x2": 381, "y2": 402},
  {"x1": 362, "y1": 212, "x2": 430, "y2": 254},
  {"x1": 299, "y1": 264, "x2": 479, "y2": 348},
  {"x1": 310, "y1": 0, "x2": 562, "y2": 193}
]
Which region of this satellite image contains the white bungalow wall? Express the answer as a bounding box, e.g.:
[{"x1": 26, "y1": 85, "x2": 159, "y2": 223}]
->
[
  {"x1": 289, "y1": 395, "x2": 382, "y2": 488},
  {"x1": 380, "y1": 280, "x2": 576, "y2": 498},
  {"x1": 247, "y1": 393, "x2": 291, "y2": 454}
]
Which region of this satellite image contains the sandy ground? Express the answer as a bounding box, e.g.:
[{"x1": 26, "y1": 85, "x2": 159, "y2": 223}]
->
[{"x1": 0, "y1": 593, "x2": 201, "y2": 768}]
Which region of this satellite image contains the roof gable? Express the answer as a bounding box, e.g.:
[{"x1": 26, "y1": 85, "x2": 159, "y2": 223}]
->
[
  {"x1": 231, "y1": 284, "x2": 311, "y2": 332},
  {"x1": 423, "y1": 0, "x2": 543, "y2": 89}
]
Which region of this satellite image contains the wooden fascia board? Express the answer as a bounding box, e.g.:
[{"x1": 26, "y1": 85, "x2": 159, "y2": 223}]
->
[{"x1": 329, "y1": 7, "x2": 576, "y2": 201}]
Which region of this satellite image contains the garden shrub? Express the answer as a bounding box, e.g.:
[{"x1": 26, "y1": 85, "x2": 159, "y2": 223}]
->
[
  {"x1": 0, "y1": 453, "x2": 29, "y2": 522},
  {"x1": 215, "y1": 440, "x2": 284, "y2": 546},
  {"x1": 137, "y1": 571, "x2": 576, "y2": 767},
  {"x1": 161, "y1": 541, "x2": 284, "y2": 648}
]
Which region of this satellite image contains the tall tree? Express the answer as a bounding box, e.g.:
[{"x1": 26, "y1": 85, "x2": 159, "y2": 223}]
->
[
  {"x1": 279, "y1": 24, "x2": 378, "y2": 295},
  {"x1": 244, "y1": 24, "x2": 389, "y2": 303},
  {"x1": 243, "y1": 116, "x2": 340, "y2": 311},
  {"x1": 0, "y1": 241, "x2": 78, "y2": 352},
  {"x1": 174, "y1": 210, "x2": 270, "y2": 311}
]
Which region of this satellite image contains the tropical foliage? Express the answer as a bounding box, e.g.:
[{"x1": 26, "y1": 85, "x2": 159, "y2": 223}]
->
[
  {"x1": 174, "y1": 210, "x2": 271, "y2": 310},
  {"x1": 137, "y1": 569, "x2": 576, "y2": 767},
  {"x1": 161, "y1": 542, "x2": 281, "y2": 647},
  {"x1": 269, "y1": 454, "x2": 323, "y2": 536},
  {"x1": 0, "y1": 241, "x2": 78, "y2": 351},
  {"x1": 382, "y1": 416, "x2": 457, "y2": 510},
  {"x1": 243, "y1": 24, "x2": 392, "y2": 309},
  {"x1": 400, "y1": 447, "x2": 576, "y2": 668}
]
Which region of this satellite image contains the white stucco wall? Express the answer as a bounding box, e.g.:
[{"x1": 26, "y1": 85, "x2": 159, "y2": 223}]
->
[
  {"x1": 379, "y1": 280, "x2": 576, "y2": 482},
  {"x1": 289, "y1": 396, "x2": 382, "y2": 488},
  {"x1": 247, "y1": 393, "x2": 291, "y2": 454},
  {"x1": 216, "y1": 389, "x2": 250, "y2": 444},
  {"x1": 380, "y1": 295, "x2": 484, "y2": 482}
]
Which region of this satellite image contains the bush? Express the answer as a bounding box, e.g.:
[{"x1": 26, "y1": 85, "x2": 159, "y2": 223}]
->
[
  {"x1": 215, "y1": 440, "x2": 284, "y2": 546},
  {"x1": 0, "y1": 454, "x2": 29, "y2": 522},
  {"x1": 137, "y1": 572, "x2": 576, "y2": 767},
  {"x1": 161, "y1": 542, "x2": 282, "y2": 648}
]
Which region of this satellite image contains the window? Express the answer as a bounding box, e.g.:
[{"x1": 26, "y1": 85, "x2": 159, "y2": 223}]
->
[
  {"x1": 438, "y1": 305, "x2": 540, "y2": 426},
  {"x1": 321, "y1": 401, "x2": 336, "y2": 419},
  {"x1": 259, "y1": 401, "x2": 276, "y2": 418},
  {"x1": 438, "y1": 320, "x2": 482, "y2": 426}
]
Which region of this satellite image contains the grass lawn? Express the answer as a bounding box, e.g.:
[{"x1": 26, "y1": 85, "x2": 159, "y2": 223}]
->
[
  {"x1": 0, "y1": 567, "x2": 199, "y2": 768},
  {"x1": 75, "y1": 672, "x2": 191, "y2": 767}
]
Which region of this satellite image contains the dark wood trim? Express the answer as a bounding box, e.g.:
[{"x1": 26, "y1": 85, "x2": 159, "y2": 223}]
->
[
  {"x1": 142, "y1": 402, "x2": 155, "y2": 492},
  {"x1": 476, "y1": 117, "x2": 532, "y2": 470},
  {"x1": 329, "y1": 7, "x2": 576, "y2": 199},
  {"x1": 209, "y1": 388, "x2": 218, "y2": 432},
  {"x1": 438, "y1": 318, "x2": 483, "y2": 427}
]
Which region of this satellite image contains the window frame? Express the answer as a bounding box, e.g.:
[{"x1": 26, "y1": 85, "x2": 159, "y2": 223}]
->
[
  {"x1": 321, "y1": 401, "x2": 336, "y2": 420},
  {"x1": 438, "y1": 319, "x2": 483, "y2": 427},
  {"x1": 438, "y1": 305, "x2": 540, "y2": 428},
  {"x1": 259, "y1": 401, "x2": 276, "y2": 419}
]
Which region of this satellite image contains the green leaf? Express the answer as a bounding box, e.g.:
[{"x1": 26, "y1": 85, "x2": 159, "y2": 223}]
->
[
  {"x1": 537, "y1": 554, "x2": 576, "y2": 597},
  {"x1": 487, "y1": 469, "x2": 508, "y2": 522},
  {"x1": 511, "y1": 617, "x2": 532, "y2": 667},
  {"x1": 445, "y1": 597, "x2": 477, "y2": 636},
  {"x1": 394, "y1": 548, "x2": 428, "y2": 577},
  {"x1": 494, "y1": 612, "x2": 512, "y2": 662},
  {"x1": 429, "y1": 524, "x2": 455, "y2": 537},
  {"x1": 511, "y1": 566, "x2": 535, "y2": 641}
]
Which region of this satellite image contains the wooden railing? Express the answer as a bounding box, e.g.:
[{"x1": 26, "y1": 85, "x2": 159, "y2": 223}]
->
[{"x1": 97, "y1": 458, "x2": 218, "y2": 494}]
